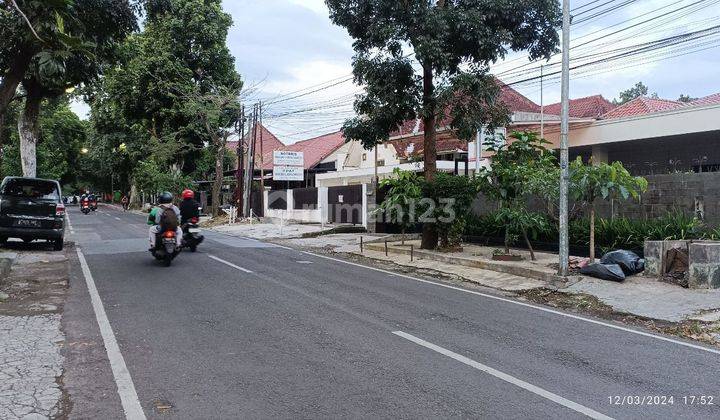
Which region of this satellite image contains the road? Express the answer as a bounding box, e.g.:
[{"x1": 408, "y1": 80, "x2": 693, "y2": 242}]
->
[{"x1": 62, "y1": 205, "x2": 720, "y2": 419}]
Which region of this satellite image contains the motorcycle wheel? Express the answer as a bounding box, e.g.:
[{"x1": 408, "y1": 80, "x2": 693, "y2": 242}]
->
[
  {"x1": 163, "y1": 254, "x2": 173, "y2": 267},
  {"x1": 190, "y1": 244, "x2": 197, "y2": 252}
]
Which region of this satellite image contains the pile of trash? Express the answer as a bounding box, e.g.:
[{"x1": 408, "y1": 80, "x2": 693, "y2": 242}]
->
[{"x1": 579, "y1": 250, "x2": 645, "y2": 282}]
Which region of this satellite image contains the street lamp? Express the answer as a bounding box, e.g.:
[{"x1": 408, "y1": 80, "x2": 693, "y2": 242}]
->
[{"x1": 81, "y1": 147, "x2": 89, "y2": 154}]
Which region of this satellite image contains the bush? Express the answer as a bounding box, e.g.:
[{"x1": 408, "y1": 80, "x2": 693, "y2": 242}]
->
[{"x1": 465, "y1": 210, "x2": 717, "y2": 255}]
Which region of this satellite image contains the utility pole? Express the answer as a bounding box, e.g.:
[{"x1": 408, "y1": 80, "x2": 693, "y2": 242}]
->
[
  {"x1": 243, "y1": 104, "x2": 258, "y2": 218},
  {"x1": 540, "y1": 64, "x2": 545, "y2": 140},
  {"x1": 235, "y1": 106, "x2": 245, "y2": 212},
  {"x1": 259, "y1": 102, "x2": 265, "y2": 211},
  {"x1": 558, "y1": 0, "x2": 571, "y2": 277}
]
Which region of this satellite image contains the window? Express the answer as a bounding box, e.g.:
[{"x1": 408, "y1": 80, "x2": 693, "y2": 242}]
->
[
  {"x1": 1, "y1": 179, "x2": 59, "y2": 200},
  {"x1": 377, "y1": 160, "x2": 385, "y2": 166},
  {"x1": 362, "y1": 153, "x2": 367, "y2": 161}
]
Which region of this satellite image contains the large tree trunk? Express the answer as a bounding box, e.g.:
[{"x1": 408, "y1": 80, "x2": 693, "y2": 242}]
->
[
  {"x1": 211, "y1": 137, "x2": 226, "y2": 217},
  {"x1": 421, "y1": 64, "x2": 438, "y2": 250},
  {"x1": 0, "y1": 46, "x2": 36, "y2": 117},
  {"x1": 129, "y1": 180, "x2": 140, "y2": 208},
  {"x1": 17, "y1": 90, "x2": 42, "y2": 178}
]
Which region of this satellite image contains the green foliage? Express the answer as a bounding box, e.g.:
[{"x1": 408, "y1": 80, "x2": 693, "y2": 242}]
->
[
  {"x1": 133, "y1": 160, "x2": 192, "y2": 196},
  {"x1": 376, "y1": 169, "x2": 423, "y2": 239},
  {"x1": 477, "y1": 131, "x2": 557, "y2": 256},
  {"x1": 421, "y1": 172, "x2": 479, "y2": 249},
  {"x1": 613, "y1": 82, "x2": 653, "y2": 105},
  {"x1": 1, "y1": 97, "x2": 85, "y2": 184},
  {"x1": 85, "y1": 0, "x2": 241, "y2": 196},
  {"x1": 570, "y1": 157, "x2": 648, "y2": 204},
  {"x1": 327, "y1": 0, "x2": 561, "y2": 147},
  {"x1": 466, "y1": 210, "x2": 716, "y2": 255}
]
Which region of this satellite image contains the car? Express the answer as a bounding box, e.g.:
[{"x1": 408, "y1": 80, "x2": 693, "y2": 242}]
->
[{"x1": 0, "y1": 176, "x2": 65, "y2": 250}]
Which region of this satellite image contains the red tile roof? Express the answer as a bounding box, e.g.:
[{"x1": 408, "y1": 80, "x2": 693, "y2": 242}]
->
[
  {"x1": 690, "y1": 93, "x2": 720, "y2": 107},
  {"x1": 262, "y1": 131, "x2": 346, "y2": 170},
  {"x1": 390, "y1": 131, "x2": 468, "y2": 158},
  {"x1": 602, "y1": 97, "x2": 683, "y2": 119},
  {"x1": 544, "y1": 95, "x2": 615, "y2": 118},
  {"x1": 390, "y1": 81, "x2": 540, "y2": 137},
  {"x1": 227, "y1": 124, "x2": 285, "y2": 165}
]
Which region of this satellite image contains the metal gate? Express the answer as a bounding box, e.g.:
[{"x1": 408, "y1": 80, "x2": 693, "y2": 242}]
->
[{"x1": 328, "y1": 185, "x2": 363, "y2": 224}]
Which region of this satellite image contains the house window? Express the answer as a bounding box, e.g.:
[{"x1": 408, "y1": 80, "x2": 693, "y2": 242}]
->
[
  {"x1": 377, "y1": 159, "x2": 385, "y2": 166},
  {"x1": 362, "y1": 153, "x2": 367, "y2": 161}
]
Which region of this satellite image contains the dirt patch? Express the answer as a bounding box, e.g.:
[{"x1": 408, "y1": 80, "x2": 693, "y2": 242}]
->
[
  {"x1": 0, "y1": 244, "x2": 71, "y2": 316},
  {"x1": 519, "y1": 289, "x2": 720, "y2": 347},
  {"x1": 200, "y1": 213, "x2": 229, "y2": 227}
]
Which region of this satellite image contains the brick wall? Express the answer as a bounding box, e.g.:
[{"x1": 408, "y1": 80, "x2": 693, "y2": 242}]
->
[{"x1": 472, "y1": 172, "x2": 720, "y2": 224}]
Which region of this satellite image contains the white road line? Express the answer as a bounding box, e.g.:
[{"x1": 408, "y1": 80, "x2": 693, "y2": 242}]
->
[
  {"x1": 304, "y1": 251, "x2": 720, "y2": 356},
  {"x1": 208, "y1": 254, "x2": 253, "y2": 273},
  {"x1": 115, "y1": 217, "x2": 122, "y2": 221},
  {"x1": 393, "y1": 331, "x2": 613, "y2": 420},
  {"x1": 76, "y1": 247, "x2": 146, "y2": 420}
]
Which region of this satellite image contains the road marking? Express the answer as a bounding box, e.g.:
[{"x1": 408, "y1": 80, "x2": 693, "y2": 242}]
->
[
  {"x1": 65, "y1": 214, "x2": 75, "y2": 235},
  {"x1": 393, "y1": 331, "x2": 613, "y2": 420},
  {"x1": 76, "y1": 247, "x2": 146, "y2": 420},
  {"x1": 304, "y1": 251, "x2": 720, "y2": 356},
  {"x1": 208, "y1": 254, "x2": 253, "y2": 273},
  {"x1": 296, "y1": 260, "x2": 313, "y2": 264},
  {"x1": 115, "y1": 217, "x2": 122, "y2": 221}
]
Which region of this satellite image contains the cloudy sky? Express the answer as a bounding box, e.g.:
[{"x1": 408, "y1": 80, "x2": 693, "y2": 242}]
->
[{"x1": 74, "y1": 0, "x2": 720, "y2": 143}]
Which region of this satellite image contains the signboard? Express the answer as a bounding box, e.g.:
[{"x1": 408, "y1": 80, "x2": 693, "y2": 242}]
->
[
  {"x1": 273, "y1": 165, "x2": 304, "y2": 181},
  {"x1": 273, "y1": 151, "x2": 304, "y2": 166}
]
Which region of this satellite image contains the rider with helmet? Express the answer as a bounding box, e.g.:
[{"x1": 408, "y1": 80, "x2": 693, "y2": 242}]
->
[
  {"x1": 179, "y1": 189, "x2": 200, "y2": 225},
  {"x1": 148, "y1": 192, "x2": 183, "y2": 249}
]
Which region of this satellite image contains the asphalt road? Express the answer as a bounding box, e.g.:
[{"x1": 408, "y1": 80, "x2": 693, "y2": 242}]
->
[{"x1": 63, "y1": 205, "x2": 720, "y2": 419}]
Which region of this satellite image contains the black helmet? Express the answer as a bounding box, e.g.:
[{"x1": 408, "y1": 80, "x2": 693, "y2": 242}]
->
[{"x1": 158, "y1": 192, "x2": 173, "y2": 204}]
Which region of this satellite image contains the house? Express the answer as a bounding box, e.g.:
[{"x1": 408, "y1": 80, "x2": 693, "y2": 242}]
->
[{"x1": 540, "y1": 93, "x2": 720, "y2": 174}]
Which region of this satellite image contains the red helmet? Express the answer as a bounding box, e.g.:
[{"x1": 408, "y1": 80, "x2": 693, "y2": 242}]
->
[{"x1": 182, "y1": 189, "x2": 195, "y2": 199}]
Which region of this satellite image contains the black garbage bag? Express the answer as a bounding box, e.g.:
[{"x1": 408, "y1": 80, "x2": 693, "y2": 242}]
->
[
  {"x1": 580, "y1": 263, "x2": 626, "y2": 282},
  {"x1": 600, "y1": 250, "x2": 643, "y2": 275}
]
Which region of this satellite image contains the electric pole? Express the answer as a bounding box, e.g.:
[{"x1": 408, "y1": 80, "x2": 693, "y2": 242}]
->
[
  {"x1": 558, "y1": 0, "x2": 571, "y2": 277},
  {"x1": 540, "y1": 64, "x2": 545, "y2": 140},
  {"x1": 235, "y1": 106, "x2": 245, "y2": 212}
]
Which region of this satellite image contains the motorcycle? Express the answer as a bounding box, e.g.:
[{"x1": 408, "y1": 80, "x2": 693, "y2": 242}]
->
[
  {"x1": 81, "y1": 199, "x2": 91, "y2": 215},
  {"x1": 150, "y1": 229, "x2": 180, "y2": 267},
  {"x1": 181, "y1": 217, "x2": 204, "y2": 252},
  {"x1": 90, "y1": 198, "x2": 98, "y2": 211}
]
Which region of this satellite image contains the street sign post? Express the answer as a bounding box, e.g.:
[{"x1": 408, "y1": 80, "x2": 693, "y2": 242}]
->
[{"x1": 273, "y1": 151, "x2": 304, "y2": 181}]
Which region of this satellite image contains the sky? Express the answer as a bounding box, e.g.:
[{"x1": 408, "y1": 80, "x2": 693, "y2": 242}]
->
[{"x1": 73, "y1": 0, "x2": 720, "y2": 144}]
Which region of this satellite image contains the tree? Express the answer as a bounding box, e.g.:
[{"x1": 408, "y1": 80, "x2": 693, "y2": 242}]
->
[
  {"x1": 1, "y1": 0, "x2": 137, "y2": 177},
  {"x1": 375, "y1": 169, "x2": 423, "y2": 244},
  {"x1": 1, "y1": 96, "x2": 86, "y2": 183},
  {"x1": 477, "y1": 131, "x2": 556, "y2": 260},
  {"x1": 184, "y1": 84, "x2": 242, "y2": 216},
  {"x1": 569, "y1": 157, "x2": 648, "y2": 261},
  {"x1": 326, "y1": 0, "x2": 561, "y2": 249},
  {"x1": 613, "y1": 82, "x2": 657, "y2": 105},
  {"x1": 87, "y1": 0, "x2": 241, "y2": 204},
  {"x1": 678, "y1": 94, "x2": 696, "y2": 103}
]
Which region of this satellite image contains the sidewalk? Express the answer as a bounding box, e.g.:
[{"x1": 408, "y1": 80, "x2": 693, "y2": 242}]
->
[
  {"x1": 208, "y1": 222, "x2": 720, "y2": 329},
  {"x1": 0, "y1": 244, "x2": 70, "y2": 419}
]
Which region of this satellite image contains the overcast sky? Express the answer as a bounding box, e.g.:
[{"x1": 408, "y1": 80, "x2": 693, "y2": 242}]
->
[{"x1": 74, "y1": 0, "x2": 720, "y2": 143}]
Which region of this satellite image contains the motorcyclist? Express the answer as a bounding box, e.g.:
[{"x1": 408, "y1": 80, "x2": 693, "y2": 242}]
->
[
  {"x1": 121, "y1": 194, "x2": 129, "y2": 211},
  {"x1": 148, "y1": 192, "x2": 183, "y2": 250},
  {"x1": 179, "y1": 189, "x2": 200, "y2": 224}
]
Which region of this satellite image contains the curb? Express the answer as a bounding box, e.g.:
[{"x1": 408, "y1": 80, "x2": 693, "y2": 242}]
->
[{"x1": 365, "y1": 242, "x2": 570, "y2": 286}]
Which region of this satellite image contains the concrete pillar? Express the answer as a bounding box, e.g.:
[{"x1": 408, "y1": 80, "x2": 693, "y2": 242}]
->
[
  {"x1": 362, "y1": 183, "x2": 368, "y2": 228},
  {"x1": 318, "y1": 186, "x2": 329, "y2": 225},
  {"x1": 286, "y1": 189, "x2": 294, "y2": 212},
  {"x1": 591, "y1": 145, "x2": 608, "y2": 165}
]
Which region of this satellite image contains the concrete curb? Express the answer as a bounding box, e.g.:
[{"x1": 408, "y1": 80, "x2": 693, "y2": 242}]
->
[
  {"x1": 365, "y1": 242, "x2": 571, "y2": 287},
  {"x1": 0, "y1": 252, "x2": 18, "y2": 279}
]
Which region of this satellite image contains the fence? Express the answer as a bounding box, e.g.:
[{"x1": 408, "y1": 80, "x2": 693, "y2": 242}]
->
[{"x1": 262, "y1": 184, "x2": 368, "y2": 227}]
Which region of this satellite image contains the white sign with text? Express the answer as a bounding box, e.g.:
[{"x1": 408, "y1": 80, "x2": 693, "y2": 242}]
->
[
  {"x1": 273, "y1": 151, "x2": 304, "y2": 166},
  {"x1": 273, "y1": 165, "x2": 304, "y2": 181}
]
